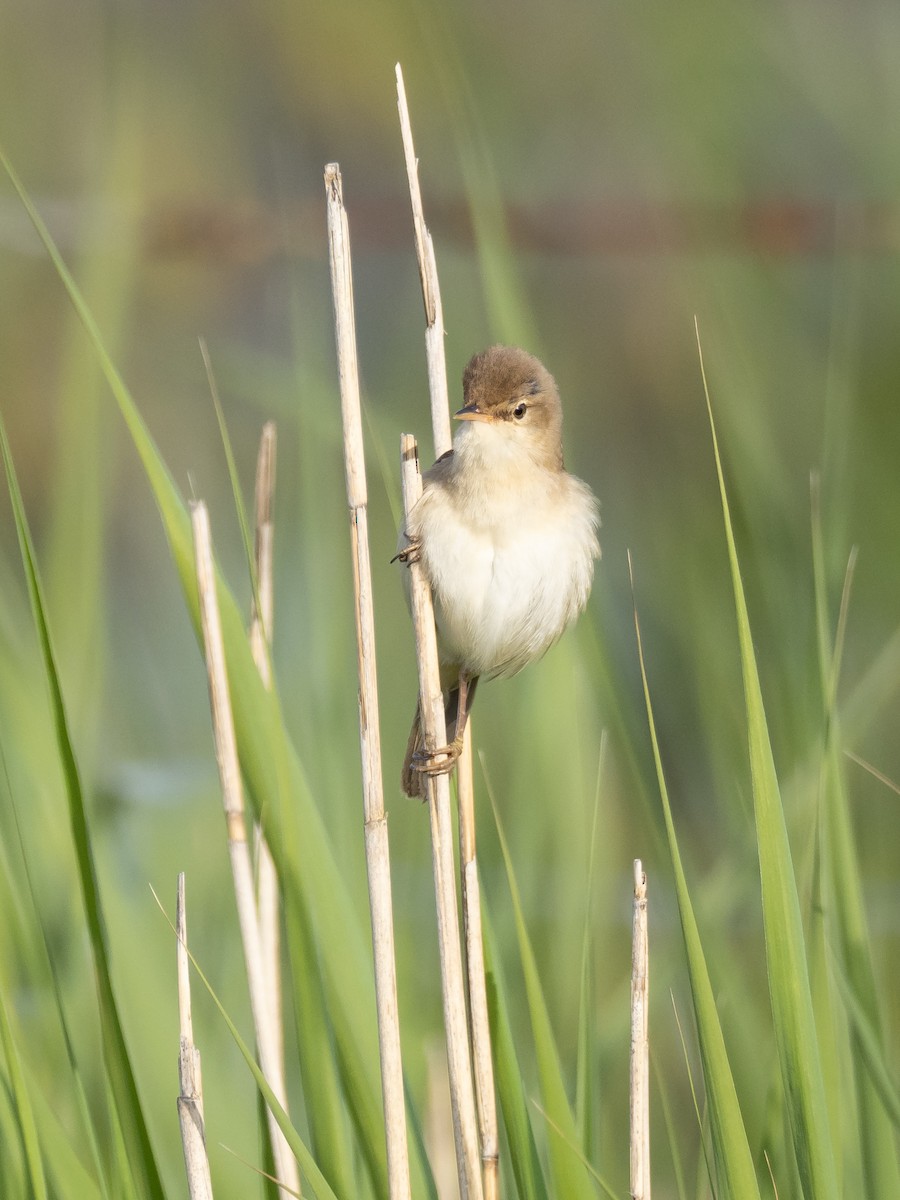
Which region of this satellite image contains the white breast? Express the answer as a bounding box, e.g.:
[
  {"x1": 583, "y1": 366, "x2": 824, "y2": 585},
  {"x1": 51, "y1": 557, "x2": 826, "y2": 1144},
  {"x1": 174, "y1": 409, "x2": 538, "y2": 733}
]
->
[{"x1": 408, "y1": 467, "x2": 599, "y2": 678}]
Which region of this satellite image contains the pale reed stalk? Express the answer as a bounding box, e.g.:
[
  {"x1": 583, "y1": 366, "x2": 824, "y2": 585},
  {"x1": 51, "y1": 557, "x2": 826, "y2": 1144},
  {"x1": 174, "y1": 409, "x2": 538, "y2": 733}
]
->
[
  {"x1": 176, "y1": 873, "x2": 214, "y2": 1200},
  {"x1": 400, "y1": 434, "x2": 484, "y2": 1200},
  {"x1": 248, "y1": 423, "x2": 284, "y2": 1072},
  {"x1": 324, "y1": 162, "x2": 412, "y2": 1200},
  {"x1": 396, "y1": 62, "x2": 499, "y2": 1199},
  {"x1": 630, "y1": 859, "x2": 650, "y2": 1199},
  {"x1": 191, "y1": 501, "x2": 300, "y2": 1199}
]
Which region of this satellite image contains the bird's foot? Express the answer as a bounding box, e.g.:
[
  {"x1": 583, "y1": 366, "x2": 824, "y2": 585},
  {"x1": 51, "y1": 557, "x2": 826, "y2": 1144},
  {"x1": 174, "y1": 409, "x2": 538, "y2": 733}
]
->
[
  {"x1": 412, "y1": 734, "x2": 465, "y2": 779},
  {"x1": 391, "y1": 538, "x2": 420, "y2": 566}
]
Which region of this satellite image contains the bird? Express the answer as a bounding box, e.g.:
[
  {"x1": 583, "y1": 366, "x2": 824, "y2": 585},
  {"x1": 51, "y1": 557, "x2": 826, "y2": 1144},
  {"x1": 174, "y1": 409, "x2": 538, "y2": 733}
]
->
[{"x1": 397, "y1": 344, "x2": 600, "y2": 797}]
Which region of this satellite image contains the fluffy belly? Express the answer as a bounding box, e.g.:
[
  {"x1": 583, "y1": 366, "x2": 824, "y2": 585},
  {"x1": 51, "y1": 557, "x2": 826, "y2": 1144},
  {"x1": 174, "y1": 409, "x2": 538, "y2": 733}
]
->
[{"x1": 419, "y1": 510, "x2": 593, "y2": 678}]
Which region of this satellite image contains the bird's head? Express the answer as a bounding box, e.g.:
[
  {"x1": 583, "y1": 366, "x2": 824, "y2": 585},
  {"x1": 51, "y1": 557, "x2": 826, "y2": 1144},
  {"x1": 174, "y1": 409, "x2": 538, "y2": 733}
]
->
[{"x1": 455, "y1": 345, "x2": 564, "y2": 472}]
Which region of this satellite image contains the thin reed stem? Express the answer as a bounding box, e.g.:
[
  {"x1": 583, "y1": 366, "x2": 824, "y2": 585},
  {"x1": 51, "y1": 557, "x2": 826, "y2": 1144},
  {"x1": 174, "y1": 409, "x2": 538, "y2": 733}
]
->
[
  {"x1": 324, "y1": 162, "x2": 412, "y2": 1200},
  {"x1": 630, "y1": 859, "x2": 650, "y2": 1199},
  {"x1": 457, "y1": 736, "x2": 499, "y2": 1200},
  {"x1": 177, "y1": 874, "x2": 214, "y2": 1200},
  {"x1": 395, "y1": 63, "x2": 451, "y2": 461},
  {"x1": 191, "y1": 501, "x2": 300, "y2": 1199},
  {"x1": 397, "y1": 63, "x2": 498, "y2": 1198},
  {"x1": 400, "y1": 434, "x2": 484, "y2": 1200},
  {"x1": 248, "y1": 422, "x2": 284, "y2": 1075}
]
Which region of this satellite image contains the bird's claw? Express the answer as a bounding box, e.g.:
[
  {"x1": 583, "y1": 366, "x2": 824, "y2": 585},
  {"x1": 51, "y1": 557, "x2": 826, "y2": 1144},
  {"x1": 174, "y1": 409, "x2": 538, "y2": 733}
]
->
[
  {"x1": 412, "y1": 735, "x2": 465, "y2": 778},
  {"x1": 391, "y1": 539, "x2": 421, "y2": 566}
]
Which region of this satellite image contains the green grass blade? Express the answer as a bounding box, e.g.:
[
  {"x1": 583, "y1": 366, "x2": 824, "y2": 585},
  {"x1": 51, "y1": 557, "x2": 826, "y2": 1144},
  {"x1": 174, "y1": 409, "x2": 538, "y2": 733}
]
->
[
  {"x1": 488, "y1": 785, "x2": 598, "y2": 1200},
  {"x1": 807, "y1": 811, "x2": 844, "y2": 1182},
  {"x1": 0, "y1": 983, "x2": 48, "y2": 1200},
  {"x1": 25, "y1": 1074, "x2": 103, "y2": 1200},
  {"x1": 402, "y1": 1078, "x2": 439, "y2": 1200},
  {"x1": 481, "y1": 904, "x2": 550, "y2": 1200},
  {"x1": 200, "y1": 337, "x2": 263, "y2": 615},
  {"x1": 823, "y1": 739, "x2": 900, "y2": 1192},
  {"x1": 283, "y1": 900, "x2": 358, "y2": 1199},
  {"x1": 5, "y1": 783, "x2": 112, "y2": 1199},
  {"x1": 630, "y1": 555, "x2": 761, "y2": 1199},
  {"x1": 697, "y1": 322, "x2": 838, "y2": 1198},
  {"x1": 576, "y1": 749, "x2": 604, "y2": 1163},
  {"x1": 0, "y1": 412, "x2": 164, "y2": 1200},
  {"x1": 811, "y1": 499, "x2": 900, "y2": 1192},
  {"x1": 830, "y1": 952, "x2": 900, "y2": 1128},
  {"x1": 652, "y1": 1052, "x2": 689, "y2": 1200}
]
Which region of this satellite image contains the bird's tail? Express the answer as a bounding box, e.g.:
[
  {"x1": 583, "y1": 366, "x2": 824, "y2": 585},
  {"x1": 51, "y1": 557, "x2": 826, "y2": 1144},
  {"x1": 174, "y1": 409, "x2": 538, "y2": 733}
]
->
[{"x1": 400, "y1": 702, "x2": 426, "y2": 799}]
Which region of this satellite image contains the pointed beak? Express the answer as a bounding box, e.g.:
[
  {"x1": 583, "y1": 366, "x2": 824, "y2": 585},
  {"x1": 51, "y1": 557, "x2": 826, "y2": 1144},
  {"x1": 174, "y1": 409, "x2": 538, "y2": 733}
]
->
[{"x1": 454, "y1": 403, "x2": 494, "y2": 423}]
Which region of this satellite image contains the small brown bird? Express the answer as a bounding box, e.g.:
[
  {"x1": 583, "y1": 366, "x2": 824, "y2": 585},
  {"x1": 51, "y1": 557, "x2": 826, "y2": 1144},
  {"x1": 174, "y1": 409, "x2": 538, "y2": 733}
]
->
[{"x1": 398, "y1": 345, "x2": 600, "y2": 796}]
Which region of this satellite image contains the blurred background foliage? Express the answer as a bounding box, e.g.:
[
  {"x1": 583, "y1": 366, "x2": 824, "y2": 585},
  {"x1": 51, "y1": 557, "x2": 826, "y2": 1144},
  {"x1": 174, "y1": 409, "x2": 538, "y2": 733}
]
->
[{"x1": 1, "y1": 0, "x2": 898, "y2": 1195}]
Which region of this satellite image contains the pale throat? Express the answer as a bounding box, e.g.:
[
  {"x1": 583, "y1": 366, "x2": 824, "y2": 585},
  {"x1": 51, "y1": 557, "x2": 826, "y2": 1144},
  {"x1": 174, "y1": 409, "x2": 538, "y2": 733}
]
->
[{"x1": 452, "y1": 417, "x2": 561, "y2": 484}]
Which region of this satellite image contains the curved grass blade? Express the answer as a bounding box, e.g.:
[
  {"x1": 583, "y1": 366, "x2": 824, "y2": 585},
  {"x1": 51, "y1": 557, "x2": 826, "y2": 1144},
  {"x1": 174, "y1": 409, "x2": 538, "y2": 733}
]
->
[
  {"x1": 199, "y1": 337, "x2": 266, "y2": 634},
  {"x1": 480, "y1": 905, "x2": 550, "y2": 1200},
  {"x1": 25, "y1": 1074, "x2": 104, "y2": 1200},
  {"x1": 0, "y1": 983, "x2": 48, "y2": 1200},
  {"x1": 651, "y1": 1051, "x2": 689, "y2": 1200},
  {"x1": 529, "y1": 1103, "x2": 621, "y2": 1200},
  {"x1": 2, "y1": 767, "x2": 112, "y2": 1199},
  {"x1": 830, "y1": 953, "x2": 900, "y2": 1128},
  {"x1": 0, "y1": 412, "x2": 164, "y2": 1199},
  {"x1": 576, "y1": 746, "x2": 605, "y2": 1164},
  {"x1": 485, "y1": 771, "x2": 597, "y2": 1200},
  {"x1": 630, "y1": 554, "x2": 760, "y2": 1199},
  {"x1": 811, "y1": 502, "x2": 900, "y2": 1193},
  {"x1": 697, "y1": 320, "x2": 837, "y2": 1198}
]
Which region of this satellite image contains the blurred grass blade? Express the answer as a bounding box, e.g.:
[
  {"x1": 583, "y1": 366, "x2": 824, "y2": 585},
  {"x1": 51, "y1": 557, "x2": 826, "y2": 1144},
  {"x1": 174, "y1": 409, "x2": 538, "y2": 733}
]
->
[
  {"x1": 481, "y1": 905, "x2": 550, "y2": 1200},
  {"x1": 402, "y1": 1081, "x2": 439, "y2": 1200},
  {"x1": 25, "y1": 1075, "x2": 104, "y2": 1200},
  {"x1": 811, "y1": 501, "x2": 900, "y2": 1194},
  {"x1": 284, "y1": 901, "x2": 358, "y2": 1198},
  {"x1": 576, "y1": 750, "x2": 604, "y2": 1162},
  {"x1": 0, "y1": 1070, "x2": 26, "y2": 1196},
  {"x1": 0, "y1": 983, "x2": 48, "y2": 1200},
  {"x1": 6, "y1": 789, "x2": 112, "y2": 1199},
  {"x1": 830, "y1": 953, "x2": 900, "y2": 1128},
  {"x1": 488, "y1": 784, "x2": 597, "y2": 1200},
  {"x1": 629, "y1": 555, "x2": 760, "y2": 1199},
  {"x1": 200, "y1": 336, "x2": 264, "y2": 621},
  {"x1": 807, "y1": 815, "x2": 843, "y2": 1180},
  {"x1": 652, "y1": 1053, "x2": 688, "y2": 1200},
  {"x1": 697, "y1": 322, "x2": 838, "y2": 1198},
  {"x1": 822, "y1": 744, "x2": 900, "y2": 1193},
  {"x1": 0, "y1": 411, "x2": 165, "y2": 1200}
]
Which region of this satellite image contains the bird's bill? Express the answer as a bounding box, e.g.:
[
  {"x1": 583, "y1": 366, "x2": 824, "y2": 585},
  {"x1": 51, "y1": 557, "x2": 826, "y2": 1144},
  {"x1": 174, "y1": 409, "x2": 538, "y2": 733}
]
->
[{"x1": 454, "y1": 404, "x2": 495, "y2": 423}]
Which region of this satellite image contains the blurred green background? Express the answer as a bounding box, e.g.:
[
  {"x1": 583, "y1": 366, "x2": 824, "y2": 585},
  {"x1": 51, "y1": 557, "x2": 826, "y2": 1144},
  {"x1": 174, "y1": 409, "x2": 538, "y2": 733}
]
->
[{"x1": 1, "y1": 0, "x2": 898, "y2": 1196}]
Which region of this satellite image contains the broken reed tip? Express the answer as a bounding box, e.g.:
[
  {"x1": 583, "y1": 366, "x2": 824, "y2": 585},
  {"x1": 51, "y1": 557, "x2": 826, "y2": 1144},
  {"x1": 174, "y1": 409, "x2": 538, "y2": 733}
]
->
[{"x1": 633, "y1": 859, "x2": 646, "y2": 894}]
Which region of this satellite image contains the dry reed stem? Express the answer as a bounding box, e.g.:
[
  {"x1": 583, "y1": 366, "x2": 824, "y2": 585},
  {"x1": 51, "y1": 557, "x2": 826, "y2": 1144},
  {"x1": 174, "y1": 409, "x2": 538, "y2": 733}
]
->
[
  {"x1": 324, "y1": 162, "x2": 412, "y2": 1200},
  {"x1": 457, "y1": 736, "x2": 498, "y2": 1200},
  {"x1": 177, "y1": 873, "x2": 214, "y2": 1200},
  {"x1": 395, "y1": 63, "x2": 451, "y2": 461},
  {"x1": 400, "y1": 434, "x2": 484, "y2": 1200},
  {"x1": 630, "y1": 859, "x2": 650, "y2": 1199},
  {"x1": 397, "y1": 62, "x2": 499, "y2": 1199},
  {"x1": 248, "y1": 423, "x2": 284, "y2": 1072},
  {"x1": 191, "y1": 501, "x2": 300, "y2": 1199}
]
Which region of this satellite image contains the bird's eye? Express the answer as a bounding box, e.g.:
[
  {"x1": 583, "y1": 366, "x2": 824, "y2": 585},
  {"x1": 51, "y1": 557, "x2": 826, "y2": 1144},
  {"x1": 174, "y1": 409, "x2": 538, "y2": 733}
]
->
[{"x1": 513, "y1": 402, "x2": 527, "y2": 420}]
